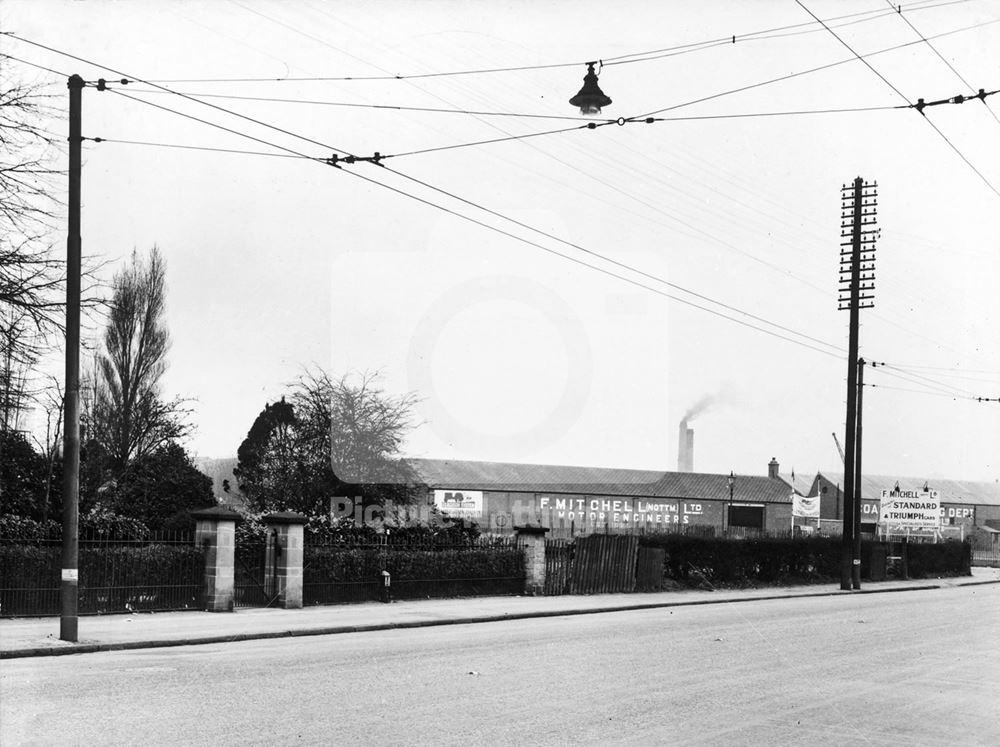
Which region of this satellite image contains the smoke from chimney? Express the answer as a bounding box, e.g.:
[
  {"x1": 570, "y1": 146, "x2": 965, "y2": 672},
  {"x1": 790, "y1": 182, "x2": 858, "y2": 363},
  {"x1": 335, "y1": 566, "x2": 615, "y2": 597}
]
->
[{"x1": 683, "y1": 395, "x2": 716, "y2": 422}]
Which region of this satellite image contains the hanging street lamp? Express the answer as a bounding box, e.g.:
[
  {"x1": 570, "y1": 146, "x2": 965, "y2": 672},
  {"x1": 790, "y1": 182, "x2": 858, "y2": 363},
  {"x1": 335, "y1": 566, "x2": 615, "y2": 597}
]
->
[{"x1": 569, "y1": 62, "x2": 612, "y2": 115}]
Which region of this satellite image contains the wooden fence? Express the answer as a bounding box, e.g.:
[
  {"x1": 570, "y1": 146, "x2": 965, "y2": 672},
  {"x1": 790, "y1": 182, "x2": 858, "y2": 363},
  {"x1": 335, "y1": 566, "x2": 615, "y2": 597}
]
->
[{"x1": 544, "y1": 534, "x2": 649, "y2": 595}]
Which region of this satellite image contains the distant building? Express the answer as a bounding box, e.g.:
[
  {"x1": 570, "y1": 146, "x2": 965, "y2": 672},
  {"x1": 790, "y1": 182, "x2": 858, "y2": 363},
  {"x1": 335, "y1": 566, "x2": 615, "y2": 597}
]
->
[
  {"x1": 402, "y1": 457, "x2": 792, "y2": 537},
  {"x1": 809, "y1": 470, "x2": 1000, "y2": 536}
]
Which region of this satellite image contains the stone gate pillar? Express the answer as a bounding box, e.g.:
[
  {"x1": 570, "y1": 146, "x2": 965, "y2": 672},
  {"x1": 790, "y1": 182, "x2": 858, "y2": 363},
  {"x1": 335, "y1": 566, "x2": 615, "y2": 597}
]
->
[
  {"x1": 515, "y1": 525, "x2": 550, "y2": 596},
  {"x1": 264, "y1": 512, "x2": 307, "y2": 609},
  {"x1": 192, "y1": 506, "x2": 240, "y2": 612}
]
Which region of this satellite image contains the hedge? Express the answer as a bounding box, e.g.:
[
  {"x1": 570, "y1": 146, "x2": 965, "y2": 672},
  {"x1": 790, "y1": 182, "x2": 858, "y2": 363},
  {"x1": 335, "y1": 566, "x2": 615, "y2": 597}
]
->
[
  {"x1": 303, "y1": 541, "x2": 525, "y2": 602},
  {"x1": 905, "y1": 540, "x2": 971, "y2": 578},
  {"x1": 637, "y1": 534, "x2": 970, "y2": 586}
]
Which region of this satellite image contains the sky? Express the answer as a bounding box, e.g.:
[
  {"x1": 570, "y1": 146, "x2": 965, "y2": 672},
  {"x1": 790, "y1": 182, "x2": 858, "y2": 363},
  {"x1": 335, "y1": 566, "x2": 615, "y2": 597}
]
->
[{"x1": 4, "y1": 0, "x2": 999, "y2": 484}]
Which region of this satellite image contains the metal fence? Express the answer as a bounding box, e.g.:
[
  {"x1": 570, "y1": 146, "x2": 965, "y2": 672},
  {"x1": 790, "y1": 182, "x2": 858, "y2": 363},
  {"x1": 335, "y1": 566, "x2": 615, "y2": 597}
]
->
[
  {"x1": 303, "y1": 535, "x2": 525, "y2": 605},
  {"x1": 972, "y1": 549, "x2": 1000, "y2": 568},
  {"x1": 0, "y1": 529, "x2": 204, "y2": 618}
]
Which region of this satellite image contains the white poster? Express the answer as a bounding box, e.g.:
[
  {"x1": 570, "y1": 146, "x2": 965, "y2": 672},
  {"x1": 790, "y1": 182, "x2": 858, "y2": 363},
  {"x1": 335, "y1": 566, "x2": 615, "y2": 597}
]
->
[
  {"x1": 879, "y1": 489, "x2": 940, "y2": 528},
  {"x1": 792, "y1": 494, "x2": 820, "y2": 518},
  {"x1": 433, "y1": 490, "x2": 483, "y2": 518}
]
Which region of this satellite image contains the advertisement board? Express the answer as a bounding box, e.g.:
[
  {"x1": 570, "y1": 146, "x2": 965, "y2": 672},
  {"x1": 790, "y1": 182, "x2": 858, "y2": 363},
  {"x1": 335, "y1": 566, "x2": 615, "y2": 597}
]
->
[
  {"x1": 433, "y1": 490, "x2": 484, "y2": 518},
  {"x1": 878, "y1": 489, "x2": 940, "y2": 528}
]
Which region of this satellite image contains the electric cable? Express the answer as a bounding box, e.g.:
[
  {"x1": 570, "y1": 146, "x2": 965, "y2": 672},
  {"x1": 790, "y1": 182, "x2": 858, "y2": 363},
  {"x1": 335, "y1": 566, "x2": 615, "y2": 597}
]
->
[
  {"x1": 37, "y1": 57, "x2": 848, "y2": 360},
  {"x1": 4, "y1": 34, "x2": 984, "y2": 370},
  {"x1": 82, "y1": 136, "x2": 317, "y2": 160},
  {"x1": 107, "y1": 89, "x2": 604, "y2": 122},
  {"x1": 796, "y1": 0, "x2": 1000, "y2": 201},
  {"x1": 3, "y1": 33, "x2": 358, "y2": 158},
  {"x1": 120, "y1": 86, "x2": 906, "y2": 128},
  {"x1": 101, "y1": 87, "x2": 845, "y2": 356},
  {"x1": 886, "y1": 0, "x2": 1000, "y2": 127},
  {"x1": 871, "y1": 364, "x2": 978, "y2": 397},
  {"x1": 4, "y1": 32, "x2": 855, "y2": 355},
  {"x1": 864, "y1": 382, "x2": 997, "y2": 400},
  {"x1": 1, "y1": 52, "x2": 71, "y2": 79},
  {"x1": 121, "y1": 0, "x2": 969, "y2": 83},
  {"x1": 8, "y1": 32, "x2": 989, "y2": 366},
  {"x1": 629, "y1": 16, "x2": 1000, "y2": 120},
  {"x1": 878, "y1": 363, "x2": 1000, "y2": 374}
]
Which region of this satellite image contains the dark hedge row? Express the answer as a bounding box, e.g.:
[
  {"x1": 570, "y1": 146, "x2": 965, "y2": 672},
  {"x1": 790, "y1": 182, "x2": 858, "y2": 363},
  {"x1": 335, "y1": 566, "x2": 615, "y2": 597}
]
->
[
  {"x1": 0, "y1": 542, "x2": 204, "y2": 616},
  {"x1": 303, "y1": 542, "x2": 525, "y2": 603},
  {"x1": 637, "y1": 534, "x2": 970, "y2": 586},
  {"x1": 305, "y1": 544, "x2": 524, "y2": 583},
  {"x1": 905, "y1": 541, "x2": 972, "y2": 578}
]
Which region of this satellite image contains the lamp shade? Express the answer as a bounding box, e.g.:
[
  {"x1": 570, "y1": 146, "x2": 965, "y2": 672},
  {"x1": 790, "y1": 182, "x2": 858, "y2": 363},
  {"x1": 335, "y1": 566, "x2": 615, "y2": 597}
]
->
[{"x1": 569, "y1": 62, "x2": 611, "y2": 115}]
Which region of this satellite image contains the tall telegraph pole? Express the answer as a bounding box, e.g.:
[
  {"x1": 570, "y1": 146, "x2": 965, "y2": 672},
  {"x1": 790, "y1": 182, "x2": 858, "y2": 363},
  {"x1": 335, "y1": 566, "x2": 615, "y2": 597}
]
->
[
  {"x1": 838, "y1": 177, "x2": 877, "y2": 591},
  {"x1": 853, "y1": 356, "x2": 865, "y2": 589},
  {"x1": 61, "y1": 74, "x2": 84, "y2": 641}
]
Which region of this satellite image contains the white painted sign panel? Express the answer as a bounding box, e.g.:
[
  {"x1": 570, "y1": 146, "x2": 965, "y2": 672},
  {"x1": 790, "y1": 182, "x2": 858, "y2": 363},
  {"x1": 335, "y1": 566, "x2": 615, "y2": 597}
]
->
[
  {"x1": 433, "y1": 490, "x2": 483, "y2": 518},
  {"x1": 878, "y1": 489, "x2": 940, "y2": 528}
]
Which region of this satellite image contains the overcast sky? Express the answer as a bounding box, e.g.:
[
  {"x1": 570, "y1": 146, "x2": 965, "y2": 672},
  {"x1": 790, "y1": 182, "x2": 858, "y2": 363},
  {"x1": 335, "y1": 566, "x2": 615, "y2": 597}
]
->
[{"x1": 5, "y1": 0, "x2": 999, "y2": 483}]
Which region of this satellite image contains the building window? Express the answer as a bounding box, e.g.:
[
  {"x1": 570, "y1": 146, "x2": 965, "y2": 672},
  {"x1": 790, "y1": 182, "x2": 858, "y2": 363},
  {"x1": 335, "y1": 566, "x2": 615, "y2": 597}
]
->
[{"x1": 728, "y1": 505, "x2": 764, "y2": 529}]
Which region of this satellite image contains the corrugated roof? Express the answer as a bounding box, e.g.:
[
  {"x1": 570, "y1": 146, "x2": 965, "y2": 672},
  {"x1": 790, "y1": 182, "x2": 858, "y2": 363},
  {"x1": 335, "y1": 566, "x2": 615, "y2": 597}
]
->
[
  {"x1": 817, "y1": 470, "x2": 1000, "y2": 507},
  {"x1": 777, "y1": 471, "x2": 814, "y2": 497},
  {"x1": 403, "y1": 458, "x2": 793, "y2": 504}
]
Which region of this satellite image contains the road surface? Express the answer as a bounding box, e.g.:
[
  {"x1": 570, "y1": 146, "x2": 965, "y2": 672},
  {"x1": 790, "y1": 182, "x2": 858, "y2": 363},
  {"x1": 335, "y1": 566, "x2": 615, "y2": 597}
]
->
[{"x1": 2, "y1": 585, "x2": 998, "y2": 745}]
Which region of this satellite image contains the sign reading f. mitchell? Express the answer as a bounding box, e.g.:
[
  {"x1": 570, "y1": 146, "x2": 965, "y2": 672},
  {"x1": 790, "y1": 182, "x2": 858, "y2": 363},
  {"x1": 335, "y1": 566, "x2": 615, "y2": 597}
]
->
[{"x1": 878, "y1": 489, "x2": 940, "y2": 528}]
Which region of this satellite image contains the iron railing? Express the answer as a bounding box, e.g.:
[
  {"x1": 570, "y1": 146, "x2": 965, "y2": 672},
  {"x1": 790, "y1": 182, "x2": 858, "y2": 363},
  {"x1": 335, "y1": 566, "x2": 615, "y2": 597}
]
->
[{"x1": 0, "y1": 529, "x2": 204, "y2": 617}]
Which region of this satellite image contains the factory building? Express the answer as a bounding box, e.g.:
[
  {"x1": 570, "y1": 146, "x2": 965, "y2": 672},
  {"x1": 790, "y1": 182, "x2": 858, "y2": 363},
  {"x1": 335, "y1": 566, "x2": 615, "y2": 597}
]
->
[
  {"x1": 809, "y1": 471, "x2": 1000, "y2": 538},
  {"x1": 403, "y1": 457, "x2": 794, "y2": 538}
]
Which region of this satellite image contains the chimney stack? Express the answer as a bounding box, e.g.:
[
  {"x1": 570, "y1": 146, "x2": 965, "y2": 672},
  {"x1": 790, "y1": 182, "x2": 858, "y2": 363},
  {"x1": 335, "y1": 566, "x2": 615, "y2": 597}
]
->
[
  {"x1": 678, "y1": 419, "x2": 694, "y2": 472},
  {"x1": 768, "y1": 457, "x2": 779, "y2": 479}
]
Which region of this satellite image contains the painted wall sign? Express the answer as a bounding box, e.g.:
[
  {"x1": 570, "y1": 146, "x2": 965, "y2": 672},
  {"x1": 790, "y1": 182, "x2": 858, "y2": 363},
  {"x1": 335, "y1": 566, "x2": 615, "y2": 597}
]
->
[
  {"x1": 433, "y1": 490, "x2": 483, "y2": 518},
  {"x1": 878, "y1": 489, "x2": 940, "y2": 528},
  {"x1": 536, "y1": 496, "x2": 704, "y2": 525}
]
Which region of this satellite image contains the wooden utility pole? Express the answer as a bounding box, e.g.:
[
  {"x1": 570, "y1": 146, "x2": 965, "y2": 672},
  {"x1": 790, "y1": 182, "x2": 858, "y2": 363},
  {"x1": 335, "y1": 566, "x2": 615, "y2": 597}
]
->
[
  {"x1": 838, "y1": 177, "x2": 877, "y2": 591},
  {"x1": 61, "y1": 74, "x2": 84, "y2": 642},
  {"x1": 853, "y1": 357, "x2": 865, "y2": 589}
]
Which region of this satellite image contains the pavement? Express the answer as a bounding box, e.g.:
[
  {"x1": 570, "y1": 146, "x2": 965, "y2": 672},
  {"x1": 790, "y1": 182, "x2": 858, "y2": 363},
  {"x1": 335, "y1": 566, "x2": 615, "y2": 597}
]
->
[{"x1": 3, "y1": 567, "x2": 998, "y2": 659}]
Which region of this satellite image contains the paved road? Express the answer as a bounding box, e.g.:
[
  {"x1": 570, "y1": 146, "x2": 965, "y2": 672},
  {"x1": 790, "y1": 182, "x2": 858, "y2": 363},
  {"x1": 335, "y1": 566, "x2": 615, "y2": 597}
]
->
[{"x1": 2, "y1": 585, "x2": 998, "y2": 746}]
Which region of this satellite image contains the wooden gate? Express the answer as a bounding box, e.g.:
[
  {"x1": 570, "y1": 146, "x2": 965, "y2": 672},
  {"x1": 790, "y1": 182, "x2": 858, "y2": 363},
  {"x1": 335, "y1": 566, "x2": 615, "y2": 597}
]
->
[
  {"x1": 544, "y1": 538, "x2": 573, "y2": 595},
  {"x1": 570, "y1": 534, "x2": 639, "y2": 594},
  {"x1": 635, "y1": 546, "x2": 665, "y2": 591}
]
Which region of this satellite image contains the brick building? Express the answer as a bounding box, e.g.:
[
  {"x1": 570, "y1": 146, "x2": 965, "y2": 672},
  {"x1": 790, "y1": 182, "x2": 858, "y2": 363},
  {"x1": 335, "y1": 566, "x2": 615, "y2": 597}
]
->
[
  {"x1": 402, "y1": 457, "x2": 794, "y2": 537},
  {"x1": 809, "y1": 471, "x2": 1000, "y2": 536}
]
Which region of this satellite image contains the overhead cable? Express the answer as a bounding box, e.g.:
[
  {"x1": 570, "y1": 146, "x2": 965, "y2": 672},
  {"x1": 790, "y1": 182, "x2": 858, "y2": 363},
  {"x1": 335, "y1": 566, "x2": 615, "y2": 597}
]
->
[
  {"x1": 119, "y1": 0, "x2": 967, "y2": 83},
  {"x1": 16, "y1": 36, "x2": 848, "y2": 359},
  {"x1": 100, "y1": 88, "x2": 844, "y2": 356},
  {"x1": 888, "y1": 2, "x2": 1000, "y2": 128},
  {"x1": 630, "y1": 16, "x2": 1000, "y2": 120},
  {"x1": 795, "y1": 0, "x2": 1000, "y2": 201}
]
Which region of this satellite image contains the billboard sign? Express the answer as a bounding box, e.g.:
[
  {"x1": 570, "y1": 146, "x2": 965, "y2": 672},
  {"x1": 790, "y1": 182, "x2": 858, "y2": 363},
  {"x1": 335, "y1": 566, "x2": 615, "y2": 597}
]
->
[
  {"x1": 433, "y1": 490, "x2": 483, "y2": 518},
  {"x1": 878, "y1": 489, "x2": 940, "y2": 528}
]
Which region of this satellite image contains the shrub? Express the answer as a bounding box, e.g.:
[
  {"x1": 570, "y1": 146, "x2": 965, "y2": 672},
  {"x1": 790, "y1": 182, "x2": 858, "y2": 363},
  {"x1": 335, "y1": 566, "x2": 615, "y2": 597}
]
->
[
  {"x1": 303, "y1": 538, "x2": 524, "y2": 603},
  {"x1": 638, "y1": 534, "x2": 874, "y2": 586},
  {"x1": 905, "y1": 540, "x2": 971, "y2": 578}
]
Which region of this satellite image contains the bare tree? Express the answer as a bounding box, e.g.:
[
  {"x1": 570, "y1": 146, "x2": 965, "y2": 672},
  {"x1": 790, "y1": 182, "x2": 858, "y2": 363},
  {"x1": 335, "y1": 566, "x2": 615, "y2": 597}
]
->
[
  {"x1": 0, "y1": 56, "x2": 63, "y2": 430},
  {"x1": 30, "y1": 374, "x2": 64, "y2": 521},
  {"x1": 90, "y1": 246, "x2": 188, "y2": 468},
  {"x1": 292, "y1": 368, "x2": 419, "y2": 486},
  {"x1": 1, "y1": 56, "x2": 105, "y2": 431}
]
